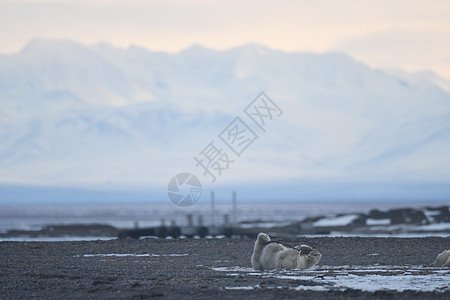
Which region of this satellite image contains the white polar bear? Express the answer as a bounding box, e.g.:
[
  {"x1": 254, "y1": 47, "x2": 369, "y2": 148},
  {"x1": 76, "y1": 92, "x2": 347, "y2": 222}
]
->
[
  {"x1": 251, "y1": 232, "x2": 321, "y2": 270},
  {"x1": 431, "y1": 249, "x2": 450, "y2": 267}
]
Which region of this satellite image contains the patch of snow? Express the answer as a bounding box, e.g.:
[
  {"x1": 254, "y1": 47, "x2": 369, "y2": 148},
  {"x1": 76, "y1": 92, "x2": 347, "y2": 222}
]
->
[
  {"x1": 211, "y1": 266, "x2": 255, "y2": 272},
  {"x1": 272, "y1": 274, "x2": 313, "y2": 281},
  {"x1": 239, "y1": 221, "x2": 293, "y2": 229},
  {"x1": 81, "y1": 253, "x2": 188, "y2": 257},
  {"x1": 291, "y1": 285, "x2": 329, "y2": 291},
  {"x1": 412, "y1": 223, "x2": 450, "y2": 231},
  {"x1": 366, "y1": 218, "x2": 391, "y2": 225},
  {"x1": 0, "y1": 236, "x2": 115, "y2": 242},
  {"x1": 329, "y1": 274, "x2": 448, "y2": 292},
  {"x1": 423, "y1": 209, "x2": 443, "y2": 221},
  {"x1": 313, "y1": 214, "x2": 359, "y2": 227},
  {"x1": 212, "y1": 265, "x2": 450, "y2": 292}
]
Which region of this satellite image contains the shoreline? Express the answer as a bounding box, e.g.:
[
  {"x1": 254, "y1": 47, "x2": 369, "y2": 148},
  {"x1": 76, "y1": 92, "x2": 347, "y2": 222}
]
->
[
  {"x1": 1, "y1": 236, "x2": 449, "y2": 299},
  {"x1": 1, "y1": 231, "x2": 450, "y2": 242},
  {"x1": 1, "y1": 204, "x2": 448, "y2": 241}
]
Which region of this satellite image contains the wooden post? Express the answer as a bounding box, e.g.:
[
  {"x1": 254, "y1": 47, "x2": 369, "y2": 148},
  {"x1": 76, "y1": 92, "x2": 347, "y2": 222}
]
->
[
  {"x1": 211, "y1": 191, "x2": 216, "y2": 227},
  {"x1": 224, "y1": 214, "x2": 230, "y2": 226},
  {"x1": 232, "y1": 190, "x2": 237, "y2": 225}
]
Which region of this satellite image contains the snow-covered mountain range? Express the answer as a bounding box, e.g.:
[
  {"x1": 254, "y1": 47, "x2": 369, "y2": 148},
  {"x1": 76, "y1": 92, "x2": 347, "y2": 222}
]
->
[{"x1": 1, "y1": 39, "x2": 449, "y2": 202}]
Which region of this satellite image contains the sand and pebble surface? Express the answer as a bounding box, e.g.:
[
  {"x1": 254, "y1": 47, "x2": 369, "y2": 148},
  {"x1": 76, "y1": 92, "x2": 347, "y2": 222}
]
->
[{"x1": 1, "y1": 236, "x2": 449, "y2": 299}]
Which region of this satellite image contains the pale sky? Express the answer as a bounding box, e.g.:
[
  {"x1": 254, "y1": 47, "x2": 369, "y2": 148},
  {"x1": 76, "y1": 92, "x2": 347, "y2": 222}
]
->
[{"x1": 1, "y1": 0, "x2": 450, "y2": 79}]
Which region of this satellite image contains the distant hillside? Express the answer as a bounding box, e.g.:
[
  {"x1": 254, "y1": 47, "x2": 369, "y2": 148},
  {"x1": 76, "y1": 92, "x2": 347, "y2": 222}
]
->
[{"x1": 0, "y1": 39, "x2": 449, "y2": 202}]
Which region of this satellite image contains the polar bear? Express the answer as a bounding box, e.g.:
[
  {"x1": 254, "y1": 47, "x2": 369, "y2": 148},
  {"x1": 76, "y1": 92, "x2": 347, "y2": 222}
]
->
[
  {"x1": 431, "y1": 249, "x2": 450, "y2": 267},
  {"x1": 251, "y1": 232, "x2": 321, "y2": 270}
]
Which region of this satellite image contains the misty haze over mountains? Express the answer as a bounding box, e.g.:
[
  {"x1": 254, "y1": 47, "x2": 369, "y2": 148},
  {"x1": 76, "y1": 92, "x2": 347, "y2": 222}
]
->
[{"x1": 1, "y1": 39, "x2": 449, "y2": 203}]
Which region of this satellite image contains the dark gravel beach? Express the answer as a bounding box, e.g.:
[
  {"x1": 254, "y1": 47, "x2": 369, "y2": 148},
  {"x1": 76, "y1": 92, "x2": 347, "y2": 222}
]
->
[{"x1": 1, "y1": 237, "x2": 449, "y2": 299}]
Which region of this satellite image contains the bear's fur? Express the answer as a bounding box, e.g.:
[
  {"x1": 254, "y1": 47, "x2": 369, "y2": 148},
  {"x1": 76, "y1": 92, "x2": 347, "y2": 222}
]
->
[
  {"x1": 431, "y1": 249, "x2": 450, "y2": 267},
  {"x1": 251, "y1": 232, "x2": 321, "y2": 270}
]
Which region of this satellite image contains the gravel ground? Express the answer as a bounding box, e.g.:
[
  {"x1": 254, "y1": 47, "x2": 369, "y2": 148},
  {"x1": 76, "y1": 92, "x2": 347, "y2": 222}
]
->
[{"x1": 0, "y1": 237, "x2": 449, "y2": 299}]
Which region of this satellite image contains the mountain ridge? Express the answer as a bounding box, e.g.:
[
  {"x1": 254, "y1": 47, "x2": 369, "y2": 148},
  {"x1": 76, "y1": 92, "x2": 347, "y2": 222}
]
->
[{"x1": 0, "y1": 39, "x2": 449, "y2": 201}]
